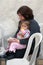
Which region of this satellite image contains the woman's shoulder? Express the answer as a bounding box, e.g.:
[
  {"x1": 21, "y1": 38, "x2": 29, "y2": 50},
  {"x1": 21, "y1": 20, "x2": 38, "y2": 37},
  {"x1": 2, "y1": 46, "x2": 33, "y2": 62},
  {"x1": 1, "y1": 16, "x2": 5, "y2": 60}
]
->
[
  {"x1": 30, "y1": 19, "x2": 40, "y2": 27},
  {"x1": 30, "y1": 19, "x2": 40, "y2": 33}
]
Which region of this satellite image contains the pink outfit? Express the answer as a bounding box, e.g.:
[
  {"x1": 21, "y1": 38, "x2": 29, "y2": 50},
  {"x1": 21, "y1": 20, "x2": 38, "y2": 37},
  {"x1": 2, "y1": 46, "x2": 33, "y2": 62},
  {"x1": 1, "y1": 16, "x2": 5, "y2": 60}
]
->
[
  {"x1": 17, "y1": 29, "x2": 30, "y2": 39},
  {"x1": 9, "y1": 42, "x2": 26, "y2": 52},
  {"x1": 8, "y1": 29, "x2": 30, "y2": 53}
]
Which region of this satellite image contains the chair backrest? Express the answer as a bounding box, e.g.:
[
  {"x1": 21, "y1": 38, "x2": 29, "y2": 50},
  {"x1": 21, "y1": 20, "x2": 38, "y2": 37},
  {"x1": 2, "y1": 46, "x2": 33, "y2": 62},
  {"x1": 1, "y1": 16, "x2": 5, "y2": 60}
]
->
[
  {"x1": 24, "y1": 33, "x2": 42, "y2": 61},
  {"x1": 29, "y1": 33, "x2": 42, "y2": 65}
]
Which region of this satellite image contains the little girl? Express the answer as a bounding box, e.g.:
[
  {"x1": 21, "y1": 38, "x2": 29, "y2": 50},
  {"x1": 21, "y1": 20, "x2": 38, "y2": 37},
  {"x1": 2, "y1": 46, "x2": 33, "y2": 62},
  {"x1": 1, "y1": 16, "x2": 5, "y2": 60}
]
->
[{"x1": 7, "y1": 20, "x2": 30, "y2": 53}]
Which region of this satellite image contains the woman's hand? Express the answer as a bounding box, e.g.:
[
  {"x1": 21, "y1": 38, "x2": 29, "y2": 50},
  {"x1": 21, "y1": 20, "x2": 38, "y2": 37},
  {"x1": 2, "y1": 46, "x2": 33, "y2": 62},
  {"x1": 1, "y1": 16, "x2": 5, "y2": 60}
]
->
[
  {"x1": 13, "y1": 38, "x2": 20, "y2": 43},
  {"x1": 7, "y1": 37, "x2": 15, "y2": 43},
  {"x1": 7, "y1": 39, "x2": 14, "y2": 43}
]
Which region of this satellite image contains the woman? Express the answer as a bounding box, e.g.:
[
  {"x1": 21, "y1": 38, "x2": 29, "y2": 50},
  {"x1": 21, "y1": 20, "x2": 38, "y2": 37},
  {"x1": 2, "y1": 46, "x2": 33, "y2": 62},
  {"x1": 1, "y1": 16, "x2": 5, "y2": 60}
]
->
[
  {"x1": 0, "y1": 6, "x2": 40, "y2": 60},
  {"x1": 14, "y1": 6, "x2": 40, "y2": 58}
]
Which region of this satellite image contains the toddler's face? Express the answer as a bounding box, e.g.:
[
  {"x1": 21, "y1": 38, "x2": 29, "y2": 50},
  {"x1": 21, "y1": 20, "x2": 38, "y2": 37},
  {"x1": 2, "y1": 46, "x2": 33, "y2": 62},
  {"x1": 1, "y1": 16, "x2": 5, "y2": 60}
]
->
[{"x1": 21, "y1": 23, "x2": 28, "y2": 30}]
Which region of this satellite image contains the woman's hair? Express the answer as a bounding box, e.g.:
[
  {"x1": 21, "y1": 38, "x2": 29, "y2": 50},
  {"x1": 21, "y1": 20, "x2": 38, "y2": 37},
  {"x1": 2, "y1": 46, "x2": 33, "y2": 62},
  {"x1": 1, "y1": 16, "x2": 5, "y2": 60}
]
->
[
  {"x1": 17, "y1": 6, "x2": 34, "y2": 20},
  {"x1": 20, "y1": 20, "x2": 30, "y2": 29}
]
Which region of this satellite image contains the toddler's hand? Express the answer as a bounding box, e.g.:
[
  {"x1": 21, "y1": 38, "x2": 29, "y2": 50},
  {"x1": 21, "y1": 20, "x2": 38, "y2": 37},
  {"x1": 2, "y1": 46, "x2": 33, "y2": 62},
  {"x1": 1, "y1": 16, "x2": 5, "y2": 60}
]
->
[
  {"x1": 7, "y1": 37, "x2": 13, "y2": 40},
  {"x1": 7, "y1": 37, "x2": 14, "y2": 43}
]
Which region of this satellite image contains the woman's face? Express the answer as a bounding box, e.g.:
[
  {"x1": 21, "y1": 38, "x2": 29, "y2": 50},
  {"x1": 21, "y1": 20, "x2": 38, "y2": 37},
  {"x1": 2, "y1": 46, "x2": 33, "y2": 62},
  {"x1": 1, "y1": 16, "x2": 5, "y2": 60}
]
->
[{"x1": 18, "y1": 13, "x2": 25, "y2": 21}]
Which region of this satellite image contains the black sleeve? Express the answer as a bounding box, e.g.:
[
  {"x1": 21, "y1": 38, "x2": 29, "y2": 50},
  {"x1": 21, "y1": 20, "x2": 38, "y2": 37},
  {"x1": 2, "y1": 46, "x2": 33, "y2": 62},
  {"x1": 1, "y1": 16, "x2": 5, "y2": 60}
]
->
[{"x1": 20, "y1": 38, "x2": 29, "y2": 45}]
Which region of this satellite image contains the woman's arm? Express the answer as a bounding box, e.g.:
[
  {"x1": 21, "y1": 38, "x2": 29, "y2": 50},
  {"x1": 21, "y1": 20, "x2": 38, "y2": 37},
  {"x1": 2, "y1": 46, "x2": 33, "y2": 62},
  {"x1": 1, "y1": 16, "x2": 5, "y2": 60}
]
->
[{"x1": 20, "y1": 38, "x2": 29, "y2": 45}]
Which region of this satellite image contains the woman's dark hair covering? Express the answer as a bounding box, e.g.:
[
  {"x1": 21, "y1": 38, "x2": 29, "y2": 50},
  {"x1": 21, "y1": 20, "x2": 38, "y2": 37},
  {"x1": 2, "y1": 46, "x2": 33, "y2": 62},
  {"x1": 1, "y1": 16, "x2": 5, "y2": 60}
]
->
[{"x1": 17, "y1": 6, "x2": 34, "y2": 20}]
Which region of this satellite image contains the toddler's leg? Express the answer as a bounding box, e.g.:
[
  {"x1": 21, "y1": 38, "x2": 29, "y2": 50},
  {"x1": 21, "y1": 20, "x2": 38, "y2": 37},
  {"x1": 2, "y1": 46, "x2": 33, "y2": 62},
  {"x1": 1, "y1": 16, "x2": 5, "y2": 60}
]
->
[
  {"x1": 9, "y1": 42, "x2": 26, "y2": 52},
  {"x1": 11, "y1": 42, "x2": 26, "y2": 50},
  {"x1": 9, "y1": 43, "x2": 16, "y2": 53}
]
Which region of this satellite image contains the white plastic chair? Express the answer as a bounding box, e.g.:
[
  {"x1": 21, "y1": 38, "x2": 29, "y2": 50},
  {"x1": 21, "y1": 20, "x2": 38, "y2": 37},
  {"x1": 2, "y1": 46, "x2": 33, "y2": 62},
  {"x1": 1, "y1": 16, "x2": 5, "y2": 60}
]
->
[{"x1": 6, "y1": 33, "x2": 42, "y2": 65}]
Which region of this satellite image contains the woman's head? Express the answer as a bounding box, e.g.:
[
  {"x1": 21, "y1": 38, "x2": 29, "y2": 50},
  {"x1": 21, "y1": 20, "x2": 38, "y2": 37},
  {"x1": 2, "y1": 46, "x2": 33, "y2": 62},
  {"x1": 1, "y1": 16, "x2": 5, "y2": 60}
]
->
[
  {"x1": 17, "y1": 6, "x2": 34, "y2": 21},
  {"x1": 20, "y1": 21, "x2": 30, "y2": 30}
]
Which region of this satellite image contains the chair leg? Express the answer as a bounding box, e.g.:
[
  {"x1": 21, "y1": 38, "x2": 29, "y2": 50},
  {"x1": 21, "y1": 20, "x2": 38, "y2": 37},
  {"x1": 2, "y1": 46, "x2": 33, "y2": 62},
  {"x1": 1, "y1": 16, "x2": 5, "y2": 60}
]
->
[
  {"x1": 27, "y1": 55, "x2": 32, "y2": 61},
  {"x1": 35, "y1": 59, "x2": 38, "y2": 65}
]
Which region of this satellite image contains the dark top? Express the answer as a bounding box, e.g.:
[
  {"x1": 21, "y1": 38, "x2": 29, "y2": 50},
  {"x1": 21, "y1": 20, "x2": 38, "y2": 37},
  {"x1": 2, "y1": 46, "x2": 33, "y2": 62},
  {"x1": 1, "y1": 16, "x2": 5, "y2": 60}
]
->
[{"x1": 14, "y1": 19, "x2": 40, "y2": 58}]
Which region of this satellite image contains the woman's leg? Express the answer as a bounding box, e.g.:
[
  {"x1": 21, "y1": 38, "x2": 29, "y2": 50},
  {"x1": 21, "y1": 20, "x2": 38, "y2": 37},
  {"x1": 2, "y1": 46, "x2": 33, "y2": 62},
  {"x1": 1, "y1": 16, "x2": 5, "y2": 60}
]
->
[
  {"x1": 5, "y1": 51, "x2": 16, "y2": 60},
  {"x1": 16, "y1": 43, "x2": 26, "y2": 49},
  {"x1": 0, "y1": 51, "x2": 16, "y2": 60},
  {"x1": 9, "y1": 43, "x2": 16, "y2": 52}
]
